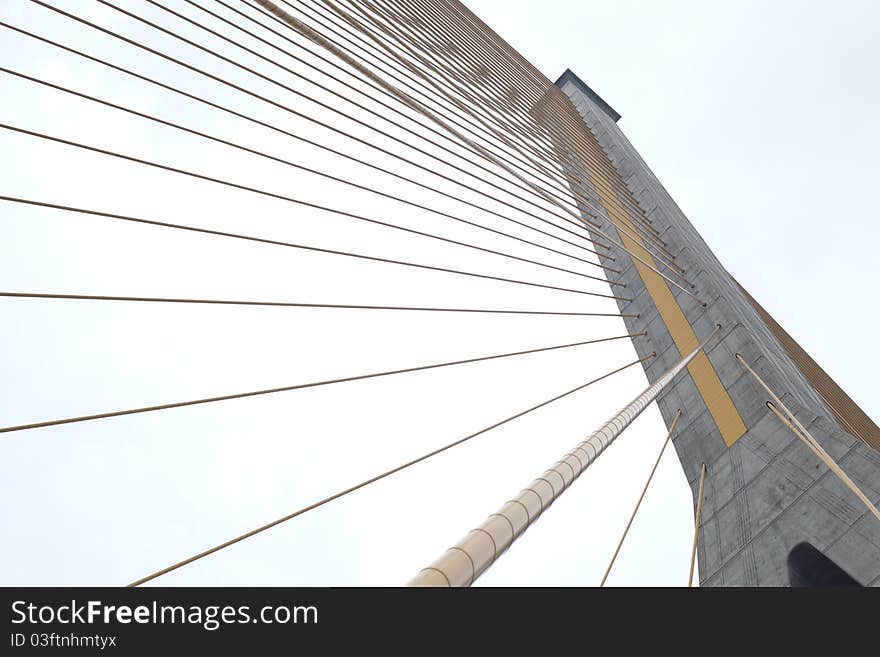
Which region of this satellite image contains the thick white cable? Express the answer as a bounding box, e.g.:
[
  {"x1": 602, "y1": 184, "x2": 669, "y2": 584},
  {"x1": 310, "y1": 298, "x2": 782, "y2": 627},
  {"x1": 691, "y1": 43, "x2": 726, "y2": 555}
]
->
[{"x1": 409, "y1": 324, "x2": 721, "y2": 586}]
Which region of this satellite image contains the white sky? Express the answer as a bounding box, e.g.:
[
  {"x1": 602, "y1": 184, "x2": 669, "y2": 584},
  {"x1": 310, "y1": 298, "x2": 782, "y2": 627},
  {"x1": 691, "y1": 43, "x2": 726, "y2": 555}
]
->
[{"x1": 0, "y1": 0, "x2": 877, "y2": 587}]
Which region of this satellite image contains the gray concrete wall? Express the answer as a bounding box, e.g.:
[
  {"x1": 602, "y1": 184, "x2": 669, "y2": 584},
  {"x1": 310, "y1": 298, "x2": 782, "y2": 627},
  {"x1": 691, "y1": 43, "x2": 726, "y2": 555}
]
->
[{"x1": 556, "y1": 72, "x2": 880, "y2": 586}]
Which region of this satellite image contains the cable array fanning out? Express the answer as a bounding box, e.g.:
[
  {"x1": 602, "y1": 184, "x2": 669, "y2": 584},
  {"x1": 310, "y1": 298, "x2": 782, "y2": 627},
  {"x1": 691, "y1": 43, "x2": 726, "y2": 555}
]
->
[{"x1": 0, "y1": 0, "x2": 690, "y2": 586}]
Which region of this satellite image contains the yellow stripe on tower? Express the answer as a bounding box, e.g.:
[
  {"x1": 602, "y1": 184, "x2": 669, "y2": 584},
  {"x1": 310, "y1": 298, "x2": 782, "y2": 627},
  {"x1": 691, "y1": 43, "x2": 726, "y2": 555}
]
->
[{"x1": 585, "y1": 162, "x2": 746, "y2": 447}]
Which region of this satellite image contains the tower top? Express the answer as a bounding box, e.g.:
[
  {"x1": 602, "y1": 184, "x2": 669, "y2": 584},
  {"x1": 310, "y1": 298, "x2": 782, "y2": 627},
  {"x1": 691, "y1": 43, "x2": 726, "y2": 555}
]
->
[{"x1": 555, "y1": 69, "x2": 621, "y2": 122}]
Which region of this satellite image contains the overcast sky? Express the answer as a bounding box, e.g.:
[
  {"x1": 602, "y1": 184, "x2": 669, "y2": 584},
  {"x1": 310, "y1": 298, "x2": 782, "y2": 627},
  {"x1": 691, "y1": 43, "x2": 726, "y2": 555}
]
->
[
  {"x1": 0, "y1": 0, "x2": 877, "y2": 588},
  {"x1": 469, "y1": 0, "x2": 880, "y2": 418}
]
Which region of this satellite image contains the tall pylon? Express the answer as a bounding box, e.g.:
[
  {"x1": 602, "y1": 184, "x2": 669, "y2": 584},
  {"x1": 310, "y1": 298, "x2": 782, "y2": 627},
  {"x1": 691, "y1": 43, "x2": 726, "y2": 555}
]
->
[{"x1": 553, "y1": 69, "x2": 880, "y2": 586}]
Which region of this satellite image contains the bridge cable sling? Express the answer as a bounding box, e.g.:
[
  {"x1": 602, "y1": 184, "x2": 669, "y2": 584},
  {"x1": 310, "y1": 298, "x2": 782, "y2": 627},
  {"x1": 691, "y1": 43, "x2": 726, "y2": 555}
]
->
[
  {"x1": 34, "y1": 0, "x2": 612, "y2": 256},
  {"x1": 0, "y1": 65, "x2": 623, "y2": 287},
  {"x1": 245, "y1": 0, "x2": 684, "y2": 275},
  {"x1": 688, "y1": 462, "x2": 707, "y2": 587},
  {"x1": 0, "y1": 289, "x2": 637, "y2": 320},
  {"x1": 252, "y1": 0, "x2": 707, "y2": 306},
  {"x1": 1, "y1": 14, "x2": 614, "y2": 268},
  {"x1": 317, "y1": 0, "x2": 690, "y2": 282},
  {"x1": 600, "y1": 408, "x2": 682, "y2": 586},
  {"x1": 133, "y1": 0, "x2": 622, "y2": 252},
  {"x1": 408, "y1": 324, "x2": 722, "y2": 586},
  {"x1": 736, "y1": 355, "x2": 880, "y2": 524},
  {"x1": 293, "y1": 0, "x2": 675, "y2": 264},
  {"x1": 0, "y1": 334, "x2": 643, "y2": 436},
  {"x1": 0, "y1": 125, "x2": 628, "y2": 304},
  {"x1": 126, "y1": 354, "x2": 654, "y2": 586},
  {"x1": 10, "y1": 2, "x2": 685, "y2": 285},
  {"x1": 3, "y1": 1, "x2": 690, "y2": 586},
  {"x1": 243, "y1": 0, "x2": 672, "y2": 264}
]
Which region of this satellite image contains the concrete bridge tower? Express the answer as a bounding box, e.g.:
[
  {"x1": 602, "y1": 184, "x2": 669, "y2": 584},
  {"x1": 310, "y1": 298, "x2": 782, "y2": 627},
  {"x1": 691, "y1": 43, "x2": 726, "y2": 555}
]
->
[{"x1": 554, "y1": 69, "x2": 880, "y2": 586}]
